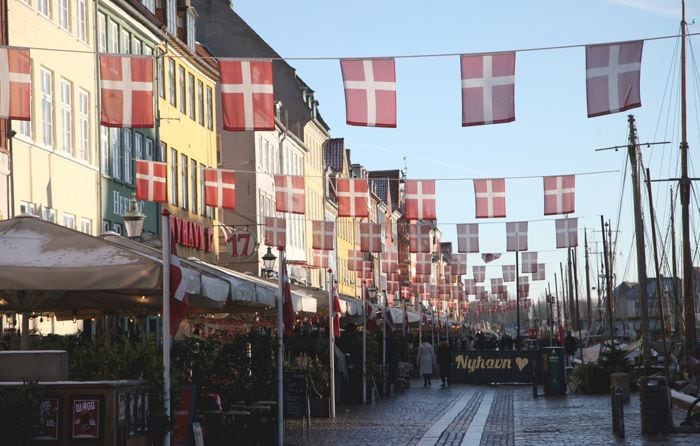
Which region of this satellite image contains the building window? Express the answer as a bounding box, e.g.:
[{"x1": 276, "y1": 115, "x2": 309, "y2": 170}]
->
[
  {"x1": 206, "y1": 86, "x2": 213, "y2": 130},
  {"x1": 20, "y1": 201, "x2": 36, "y2": 216},
  {"x1": 79, "y1": 89, "x2": 89, "y2": 161},
  {"x1": 112, "y1": 223, "x2": 123, "y2": 235},
  {"x1": 166, "y1": 0, "x2": 177, "y2": 36},
  {"x1": 199, "y1": 163, "x2": 206, "y2": 216},
  {"x1": 63, "y1": 213, "x2": 76, "y2": 230},
  {"x1": 38, "y1": 0, "x2": 51, "y2": 18},
  {"x1": 132, "y1": 38, "x2": 142, "y2": 56},
  {"x1": 60, "y1": 79, "x2": 72, "y2": 154},
  {"x1": 180, "y1": 153, "x2": 188, "y2": 210},
  {"x1": 178, "y1": 66, "x2": 186, "y2": 113},
  {"x1": 169, "y1": 147, "x2": 178, "y2": 206},
  {"x1": 197, "y1": 80, "x2": 204, "y2": 126},
  {"x1": 81, "y1": 218, "x2": 92, "y2": 234},
  {"x1": 109, "y1": 21, "x2": 119, "y2": 54},
  {"x1": 188, "y1": 73, "x2": 195, "y2": 120},
  {"x1": 77, "y1": 0, "x2": 88, "y2": 43},
  {"x1": 143, "y1": 46, "x2": 152, "y2": 57},
  {"x1": 42, "y1": 207, "x2": 56, "y2": 223},
  {"x1": 58, "y1": 0, "x2": 70, "y2": 31},
  {"x1": 134, "y1": 132, "x2": 143, "y2": 160},
  {"x1": 141, "y1": 1, "x2": 156, "y2": 14},
  {"x1": 110, "y1": 128, "x2": 121, "y2": 179},
  {"x1": 123, "y1": 129, "x2": 132, "y2": 184},
  {"x1": 168, "y1": 58, "x2": 176, "y2": 106},
  {"x1": 100, "y1": 126, "x2": 109, "y2": 173},
  {"x1": 146, "y1": 137, "x2": 154, "y2": 161},
  {"x1": 40, "y1": 68, "x2": 54, "y2": 147},
  {"x1": 97, "y1": 13, "x2": 107, "y2": 52},
  {"x1": 187, "y1": 10, "x2": 196, "y2": 53},
  {"x1": 190, "y1": 159, "x2": 197, "y2": 214},
  {"x1": 120, "y1": 29, "x2": 131, "y2": 54}
]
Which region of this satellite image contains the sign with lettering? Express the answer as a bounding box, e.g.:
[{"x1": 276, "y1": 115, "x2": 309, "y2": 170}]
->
[
  {"x1": 227, "y1": 229, "x2": 257, "y2": 258},
  {"x1": 283, "y1": 370, "x2": 309, "y2": 419},
  {"x1": 31, "y1": 397, "x2": 60, "y2": 440},
  {"x1": 72, "y1": 397, "x2": 101, "y2": 439},
  {"x1": 452, "y1": 351, "x2": 538, "y2": 384}
]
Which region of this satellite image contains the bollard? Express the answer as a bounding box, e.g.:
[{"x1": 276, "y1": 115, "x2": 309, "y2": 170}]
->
[
  {"x1": 610, "y1": 372, "x2": 630, "y2": 403},
  {"x1": 611, "y1": 386, "x2": 625, "y2": 437}
]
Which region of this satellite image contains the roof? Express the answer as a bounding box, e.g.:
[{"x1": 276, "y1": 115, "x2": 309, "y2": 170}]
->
[
  {"x1": 369, "y1": 170, "x2": 401, "y2": 210},
  {"x1": 324, "y1": 138, "x2": 345, "y2": 172},
  {"x1": 369, "y1": 177, "x2": 389, "y2": 205}
]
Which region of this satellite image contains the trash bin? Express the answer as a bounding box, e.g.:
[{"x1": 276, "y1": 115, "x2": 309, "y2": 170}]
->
[
  {"x1": 541, "y1": 347, "x2": 566, "y2": 395},
  {"x1": 639, "y1": 377, "x2": 673, "y2": 434}
]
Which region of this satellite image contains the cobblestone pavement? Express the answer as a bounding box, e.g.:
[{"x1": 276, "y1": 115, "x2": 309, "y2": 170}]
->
[{"x1": 283, "y1": 379, "x2": 700, "y2": 446}]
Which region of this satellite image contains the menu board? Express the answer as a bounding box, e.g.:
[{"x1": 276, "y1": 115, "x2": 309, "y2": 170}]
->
[
  {"x1": 72, "y1": 398, "x2": 100, "y2": 439},
  {"x1": 31, "y1": 398, "x2": 60, "y2": 440},
  {"x1": 283, "y1": 371, "x2": 308, "y2": 419}
]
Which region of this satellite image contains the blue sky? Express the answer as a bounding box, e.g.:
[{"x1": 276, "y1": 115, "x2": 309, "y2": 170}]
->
[{"x1": 234, "y1": 0, "x2": 700, "y2": 303}]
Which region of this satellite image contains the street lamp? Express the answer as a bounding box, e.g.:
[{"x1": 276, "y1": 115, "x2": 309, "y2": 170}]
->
[
  {"x1": 262, "y1": 246, "x2": 277, "y2": 278},
  {"x1": 123, "y1": 195, "x2": 146, "y2": 240}
]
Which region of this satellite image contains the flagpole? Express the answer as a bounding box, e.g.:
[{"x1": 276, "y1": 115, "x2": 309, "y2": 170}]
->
[
  {"x1": 328, "y1": 271, "x2": 336, "y2": 418},
  {"x1": 418, "y1": 296, "x2": 422, "y2": 345},
  {"x1": 161, "y1": 210, "x2": 171, "y2": 446},
  {"x1": 277, "y1": 249, "x2": 285, "y2": 446},
  {"x1": 362, "y1": 283, "x2": 367, "y2": 405},
  {"x1": 382, "y1": 290, "x2": 386, "y2": 387},
  {"x1": 515, "y1": 250, "x2": 521, "y2": 349}
]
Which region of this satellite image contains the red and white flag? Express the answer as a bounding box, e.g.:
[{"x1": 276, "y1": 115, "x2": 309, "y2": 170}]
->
[
  {"x1": 452, "y1": 253, "x2": 468, "y2": 275},
  {"x1": 408, "y1": 222, "x2": 432, "y2": 253},
  {"x1": 340, "y1": 58, "x2": 396, "y2": 127},
  {"x1": 543, "y1": 175, "x2": 575, "y2": 215},
  {"x1": 502, "y1": 265, "x2": 516, "y2": 282},
  {"x1": 348, "y1": 249, "x2": 363, "y2": 271},
  {"x1": 404, "y1": 180, "x2": 436, "y2": 220},
  {"x1": 415, "y1": 253, "x2": 432, "y2": 276},
  {"x1": 135, "y1": 160, "x2": 167, "y2": 202},
  {"x1": 586, "y1": 40, "x2": 643, "y2": 118},
  {"x1": 506, "y1": 221, "x2": 528, "y2": 252},
  {"x1": 464, "y1": 278, "x2": 477, "y2": 296},
  {"x1": 521, "y1": 251, "x2": 538, "y2": 274},
  {"x1": 219, "y1": 59, "x2": 274, "y2": 131},
  {"x1": 312, "y1": 250, "x2": 329, "y2": 268},
  {"x1": 275, "y1": 175, "x2": 305, "y2": 214},
  {"x1": 169, "y1": 232, "x2": 189, "y2": 337},
  {"x1": 380, "y1": 252, "x2": 398, "y2": 273},
  {"x1": 359, "y1": 222, "x2": 383, "y2": 253},
  {"x1": 491, "y1": 278, "x2": 505, "y2": 295},
  {"x1": 0, "y1": 46, "x2": 30, "y2": 120},
  {"x1": 99, "y1": 55, "x2": 153, "y2": 127},
  {"x1": 281, "y1": 251, "x2": 295, "y2": 336},
  {"x1": 457, "y1": 223, "x2": 479, "y2": 253},
  {"x1": 203, "y1": 168, "x2": 236, "y2": 209},
  {"x1": 473, "y1": 265, "x2": 486, "y2": 283},
  {"x1": 481, "y1": 253, "x2": 502, "y2": 263},
  {"x1": 264, "y1": 217, "x2": 286, "y2": 249},
  {"x1": 312, "y1": 221, "x2": 335, "y2": 251},
  {"x1": 336, "y1": 178, "x2": 369, "y2": 217},
  {"x1": 533, "y1": 263, "x2": 546, "y2": 281},
  {"x1": 461, "y1": 52, "x2": 515, "y2": 126},
  {"x1": 332, "y1": 284, "x2": 342, "y2": 338},
  {"x1": 555, "y1": 217, "x2": 578, "y2": 248},
  {"x1": 518, "y1": 276, "x2": 530, "y2": 297},
  {"x1": 474, "y1": 178, "x2": 506, "y2": 218}
]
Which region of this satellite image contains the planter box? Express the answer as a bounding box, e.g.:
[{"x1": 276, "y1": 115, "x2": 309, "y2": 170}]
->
[{"x1": 309, "y1": 397, "x2": 329, "y2": 418}]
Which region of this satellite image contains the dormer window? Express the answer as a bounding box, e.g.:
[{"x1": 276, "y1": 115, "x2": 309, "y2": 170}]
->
[{"x1": 187, "y1": 9, "x2": 196, "y2": 52}]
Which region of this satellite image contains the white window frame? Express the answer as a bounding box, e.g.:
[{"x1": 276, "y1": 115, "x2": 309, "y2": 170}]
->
[
  {"x1": 60, "y1": 79, "x2": 73, "y2": 154},
  {"x1": 166, "y1": 0, "x2": 177, "y2": 36},
  {"x1": 97, "y1": 13, "x2": 107, "y2": 52},
  {"x1": 77, "y1": 0, "x2": 88, "y2": 43},
  {"x1": 63, "y1": 213, "x2": 76, "y2": 230},
  {"x1": 180, "y1": 153, "x2": 188, "y2": 210},
  {"x1": 132, "y1": 38, "x2": 142, "y2": 56},
  {"x1": 100, "y1": 126, "x2": 109, "y2": 173},
  {"x1": 79, "y1": 89, "x2": 89, "y2": 161},
  {"x1": 58, "y1": 0, "x2": 70, "y2": 31},
  {"x1": 40, "y1": 68, "x2": 54, "y2": 147},
  {"x1": 38, "y1": 0, "x2": 51, "y2": 19},
  {"x1": 42, "y1": 207, "x2": 56, "y2": 223},
  {"x1": 120, "y1": 29, "x2": 131, "y2": 55},
  {"x1": 81, "y1": 218, "x2": 93, "y2": 235},
  {"x1": 146, "y1": 137, "x2": 154, "y2": 161},
  {"x1": 206, "y1": 86, "x2": 213, "y2": 130},
  {"x1": 170, "y1": 148, "x2": 178, "y2": 206},
  {"x1": 168, "y1": 59, "x2": 176, "y2": 106},
  {"x1": 110, "y1": 128, "x2": 121, "y2": 179},
  {"x1": 188, "y1": 73, "x2": 195, "y2": 120},
  {"x1": 178, "y1": 66, "x2": 186, "y2": 113},
  {"x1": 123, "y1": 129, "x2": 133, "y2": 184},
  {"x1": 187, "y1": 10, "x2": 196, "y2": 52},
  {"x1": 109, "y1": 21, "x2": 119, "y2": 54},
  {"x1": 134, "y1": 132, "x2": 143, "y2": 160},
  {"x1": 199, "y1": 163, "x2": 206, "y2": 217},
  {"x1": 190, "y1": 159, "x2": 197, "y2": 214},
  {"x1": 197, "y1": 80, "x2": 204, "y2": 126}
]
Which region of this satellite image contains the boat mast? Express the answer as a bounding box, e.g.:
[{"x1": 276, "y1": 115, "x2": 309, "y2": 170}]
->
[{"x1": 680, "y1": 0, "x2": 696, "y2": 355}]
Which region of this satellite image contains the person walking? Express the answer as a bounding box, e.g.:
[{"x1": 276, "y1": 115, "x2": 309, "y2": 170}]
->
[
  {"x1": 418, "y1": 340, "x2": 435, "y2": 386},
  {"x1": 564, "y1": 331, "x2": 577, "y2": 367},
  {"x1": 436, "y1": 340, "x2": 452, "y2": 387}
]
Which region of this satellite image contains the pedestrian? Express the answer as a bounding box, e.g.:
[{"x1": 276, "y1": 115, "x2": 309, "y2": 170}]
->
[
  {"x1": 564, "y1": 331, "x2": 577, "y2": 366},
  {"x1": 417, "y1": 340, "x2": 435, "y2": 386},
  {"x1": 436, "y1": 339, "x2": 452, "y2": 387}
]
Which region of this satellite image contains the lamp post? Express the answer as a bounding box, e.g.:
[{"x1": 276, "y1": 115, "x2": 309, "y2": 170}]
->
[
  {"x1": 123, "y1": 195, "x2": 146, "y2": 240},
  {"x1": 262, "y1": 246, "x2": 277, "y2": 278}
]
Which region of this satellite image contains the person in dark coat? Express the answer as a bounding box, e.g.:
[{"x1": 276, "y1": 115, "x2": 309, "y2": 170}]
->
[
  {"x1": 564, "y1": 331, "x2": 577, "y2": 365},
  {"x1": 436, "y1": 340, "x2": 452, "y2": 387}
]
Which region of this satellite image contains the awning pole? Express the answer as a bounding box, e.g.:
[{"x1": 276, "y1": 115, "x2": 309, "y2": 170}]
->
[
  {"x1": 161, "y1": 211, "x2": 171, "y2": 446},
  {"x1": 277, "y1": 249, "x2": 285, "y2": 445},
  {"x1": 362, "y1": 284, "x2": 367, "y2": 404},
  {"x1": 328, "y1": 271, "x2": 336, "y2": 418}
]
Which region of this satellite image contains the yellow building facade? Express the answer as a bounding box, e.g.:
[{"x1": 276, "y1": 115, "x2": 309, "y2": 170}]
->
[{"x1": 303, "y1": 118, "x2": 329, "y2": 289}]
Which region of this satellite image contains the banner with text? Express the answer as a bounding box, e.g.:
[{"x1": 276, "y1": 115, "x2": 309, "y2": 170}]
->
[{"x1": 451, "y1": 350, "x2": 538, "y2": 384}]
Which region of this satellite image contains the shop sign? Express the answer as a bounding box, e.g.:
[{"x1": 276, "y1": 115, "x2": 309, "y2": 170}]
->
[
  {"x1": 451, "y1": 350, "x2": 537, "y2": 384},
  {"x1": 226, "y1": 229, "x2": 257, "y2": 258}
]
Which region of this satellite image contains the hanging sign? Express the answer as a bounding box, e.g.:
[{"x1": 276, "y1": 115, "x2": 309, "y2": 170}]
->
[
  {"x1": 451, "y1": 350, "x2": 538, "y2": 384},
  {"x1": 226, "y1": 229, "x2": 257, "y2": 258}
]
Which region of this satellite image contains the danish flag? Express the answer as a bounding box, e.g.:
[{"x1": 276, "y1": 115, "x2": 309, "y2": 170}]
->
[
  {"x1": 348, "y1": 249, "x2": 363, "y2": 271},
  {"x1": 312, "y1": 221, "x2": 335, "y2": 251},
  {"x1": 456, "y1": 223, "x2": 479, "y2": 253},
  {"x1": 0, "y1": 46, "x2": 30, "y2": 120},
  {"x1": 521, "y1": 252, "x2": 538, "y2": 274},
  {"x1": 332, "y1": 284, "x2": 342, "y2": 338},
  {"x1": 219, "y1": 59, "x2": 274, "y2": 131},
  {"x1": 340, "y1": 58, "x2": 396, "y2": 127},
  {"x1": 380, "y1": 252, "x2": 398, "y2": 273},
  {"x1": 135, "y1": 160, "x2": 167, "y2": 202},
  {"x1": 404, "y1": 180, "x2": 436, "y2": 220},
  {"x1": 336, "y1": 178, "x2": 369, "y2": 217},
  {"x1": 502, "y1": 265, "x2": 516, "y2": 282},
  {"x1": 491, "y1": 278, "x2": 505, "y2": 295},
  {"x1": 312, "y1": 250, "x2": 329, "y2": 268},
  {"x1": 586, "y1": 40, "x2": 642, "y2": 118},
  {"x1": 275, "y1": 175, "x2": 305, "y2": 214},
  {"x1": 415, "y1": 253, "x2": 432, "y2": 276},
  {"x1": 452, "y1": 253, "x2": 468, "y2": 276},
  {"x1": 543, "y1": 175, "x2": 575, "y2": 215},
  {"x1": 506, "y1": 221, "x2": 528, "y2": 252},
  {"x1": 518, "y1": 276, "x2": 530, "y2": 297},
  {"x1": 555, "y1": 217, "x2": 578, "y2": 248},
  {"x1": 473, "y1": 265, "x2": 486, "y2": 283},
  {"x1": 99, "y1": 55, "x2": 153, "y2": 127},
  {"x1": 464, "y1": 278, "x2": 477, "y2": 296},
  {"x1": 460, "y1": 52, "x2": 515, "y2": 126},
  {"x1": 408, "y1": 223, "x2": 432, "y2": 253},
  {"x1": 533, "y1": 263, "x2": 546, "y2": 281},
  {"x1": 264, "y1": 217, "x2": 286, "y2": 249},
  {"x1": 359, "y1": 222, "x2": 383, "y2": 252},
  {"x1": 474, "y1": 178, "x2": 506, "y2": 218},
  {"x1": 203, "y1": 168, "x2": 236, "y2": 209}
]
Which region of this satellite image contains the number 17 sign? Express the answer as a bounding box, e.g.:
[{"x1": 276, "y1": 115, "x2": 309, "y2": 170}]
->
[{"x1": 227, "y1": 229, "x2": 257, "y2": 258}]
